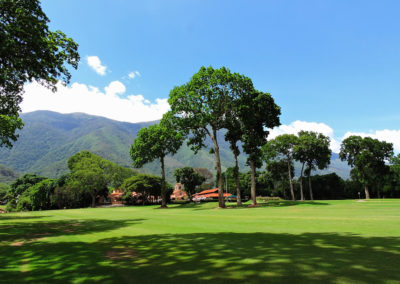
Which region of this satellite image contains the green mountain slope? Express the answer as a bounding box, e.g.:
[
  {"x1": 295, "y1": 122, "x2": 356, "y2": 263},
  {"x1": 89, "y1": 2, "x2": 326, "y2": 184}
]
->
[{"x1": 0, "y1": 111, "x2": 350, "y2": 183}]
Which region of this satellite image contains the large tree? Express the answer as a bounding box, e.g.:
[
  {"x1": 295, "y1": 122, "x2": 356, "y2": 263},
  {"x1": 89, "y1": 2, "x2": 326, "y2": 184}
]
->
[
  {"x1": 130, "y1": 114, "x2": 184, "y2": 208},
  {"x1": 293, "y1": 131, "x2": 331, "y2": 200},
  {"x1": 174, "y1": 167, "x2": 205, "y2": 202},
  {"x1": 168, "y1": 66, "x2": 253, "y2": 208},
  {"x1": 67, "y1": 151, "x2": 113, "y2": 207},
  {"x1": 224, "y1": 114, "x2": 243, "y2": 205},
  {"x1": 237, "y1": 90, "x2": 281, "y2": 206},
  {"x1": 340, "y1": 136, "x2": 393, "y2": 199},
  {"x1": 263, "y1": 134, "x2": 298, "y2": 200},
  {"x1": 0, "y1": 0, "x2": 79, "y2": 147}
]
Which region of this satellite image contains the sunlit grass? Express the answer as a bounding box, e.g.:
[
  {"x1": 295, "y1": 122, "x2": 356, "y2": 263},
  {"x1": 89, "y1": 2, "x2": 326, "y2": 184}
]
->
[{"x1": 1, "y1": 199, "x2": 399, "y2": 283}]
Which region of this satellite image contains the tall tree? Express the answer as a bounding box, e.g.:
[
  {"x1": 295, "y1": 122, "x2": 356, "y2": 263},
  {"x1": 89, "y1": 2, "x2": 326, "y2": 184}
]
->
[
  {"x1": 174, "y1": 167, "x2": 205, "y2": 202},
  {"x1": 0, "y1": 0, "x2": 79, "y2": 147},
  {"x1": 237, "y1": 90, "x2": 281, "y2": 206},
  {"x1": 263, "y1": 134, "x2": 298, "y2": 200},
  {"x1": 293, "y1": 131, "x2": 331, "y2": 200},
  {"x1": 340, "y1": 136, "x2": 393, "y2": 199},
  {"x1": 130, "y1": 114, "x2": 184, "y2": 208},
  {"x1": 224, "y1": 114, "x2": 243, "y2": 205},
  {"x1": 168, "y1": 66, "x2": 253, "y2": 208}
]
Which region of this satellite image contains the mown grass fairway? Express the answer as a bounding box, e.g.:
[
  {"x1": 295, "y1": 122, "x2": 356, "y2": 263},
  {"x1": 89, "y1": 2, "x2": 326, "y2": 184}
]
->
[{"x1": 1, "y1": 200, "x2": 399, "y2": 283}]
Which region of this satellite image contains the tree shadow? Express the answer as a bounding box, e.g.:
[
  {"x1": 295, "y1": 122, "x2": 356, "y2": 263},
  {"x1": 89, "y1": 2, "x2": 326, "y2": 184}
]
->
[
  {"x1": 226, "y1": 200, "x2": 330, "y2": 209},
  {"x1": 0, "y1": 215, "x2": 51, "y2": 220},
  {"x1": 1, "y1": 232, "x2": 399, "y2": 283},
  {"x1": 0, "y1": 219, "x2": 145, "y2": 242}
]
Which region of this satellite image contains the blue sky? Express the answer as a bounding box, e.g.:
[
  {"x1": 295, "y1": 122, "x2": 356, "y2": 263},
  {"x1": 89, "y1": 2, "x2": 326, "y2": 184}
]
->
[{"x1": 21, "y1": 0, "x2": 400, "y2": 151}]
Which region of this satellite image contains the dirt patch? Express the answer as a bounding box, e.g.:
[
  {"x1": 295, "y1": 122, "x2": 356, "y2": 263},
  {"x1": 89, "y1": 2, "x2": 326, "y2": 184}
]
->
[
  {"x1": 11, "y1": 241, "x2": 24, "y2": 247},
  {"x1": 0, "y1": 208, "x2": 6, "y2": 214},
  {"x1": 106, "y1": 249, "x2": 136, "y2": 260},
  {"x1": 63, "y1": 229, "x2": 75, "y2": 233}
]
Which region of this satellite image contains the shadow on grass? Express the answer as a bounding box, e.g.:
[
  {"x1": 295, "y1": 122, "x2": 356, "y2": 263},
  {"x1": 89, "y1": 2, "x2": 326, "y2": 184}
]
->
[
  {"x1": 1, "y1": 232, "x2": 399, "y2": 283},
  {"x1": 0, "y1": 219, "x2": 145, "y2": 242},
  {"x1": 226, "y1": 200, "x2": 330, "y2": 209},
  {"x1": 0, "y1": 215, "x2": 51, "y2": 220},
  {"x1": 169, "y1": 200, "x2": 330, "y2": 210}
]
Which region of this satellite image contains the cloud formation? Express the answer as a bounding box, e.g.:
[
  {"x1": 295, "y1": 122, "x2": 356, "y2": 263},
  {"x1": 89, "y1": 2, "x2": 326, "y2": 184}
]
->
[
  {"x1": 21, "y1": 81, "x2": 170, "y2": 123},
  {"x1": 87, "y1": 56, "x2": 107, "y2": 75},
  {"x1": 128, "y1": 71, "x2": 141, "y2": 79},
  {"x1": 269, "y1": 120, "x2": 341, "y2": 152}
]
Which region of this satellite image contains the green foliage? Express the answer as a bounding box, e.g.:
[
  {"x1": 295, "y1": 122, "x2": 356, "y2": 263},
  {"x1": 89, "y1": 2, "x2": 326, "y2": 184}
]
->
[
  {"x1": 67, "y1": 151, "x2": 113, "y2": 207},
  {"x1": 0, "y1": 0, "x2": 79, "y2": 147},
  {"x1": 28, "y1": 178, "x2": 56, "y2": 210},
  {"x1": 168, "y1": 66, "x2": 255, "y2": 208},
  {"x1": 0, "y1": 182, "x2": 9, "y2": 204},
  {"x1": 130, "y1": 114, "x2": 183, "y2": 207},
  {"x1": 121, "y1": 174, "x2": 173, "y2": 205},
  {"x1": 174, "y1": 167, "x2": 205, "y2": 201},
  {"x1": 0, "y1": 114, "x2": 24, "y2": 148},
  {"x1": 294, "y1": 131, "x2": 331, "y2": 173},
  {"x1": 340, "y1": 136, "x2": 393, "y2": 196},
  {"x1": 9, "y1": 173, "x2": 46, "y2": 199}
]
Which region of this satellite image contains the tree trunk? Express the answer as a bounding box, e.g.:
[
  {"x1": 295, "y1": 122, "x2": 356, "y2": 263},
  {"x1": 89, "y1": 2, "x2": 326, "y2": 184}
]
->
[
  {"x1": 211, "y1": 129, "x2": 225, "y2": 208},
  {"x1": 281, "y1": 181, "x2": 287, "y2": 200},
  {"x1": 299, "y1": 162, "x2": 305, "y2": 201},
  {"x1": 160, "y1": 156, "x2": 167, "y2": 208},
  {"x1": 91, "y1": 194, "x2": 96, "y2": 208},
  {"x1": 365, "y1": 185, "x2": 370, "y2": 200},
  {"x1": 234, "y1": 153, "x2": 242, "y2": 206},
  {"x1": 308, "y1": 171, "x2": 314, "y2": 201},
  {"x1": 287, "y1": 159, "x2": 295, "y2": 201},
  {"x1": 249, "y1": 159, "x2": 257, "y2": 206}
]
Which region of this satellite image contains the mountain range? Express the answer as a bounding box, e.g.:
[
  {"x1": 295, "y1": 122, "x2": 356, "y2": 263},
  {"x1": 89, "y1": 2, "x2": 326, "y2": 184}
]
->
[{"x1": 0, "y1": 111, "x2": 350, "y2": 184}]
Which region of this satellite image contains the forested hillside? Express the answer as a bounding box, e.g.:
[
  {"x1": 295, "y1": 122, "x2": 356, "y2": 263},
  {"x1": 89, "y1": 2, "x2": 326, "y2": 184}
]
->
[{"x1": 0, "y1": 111, "x2": 350, "y2": 183}]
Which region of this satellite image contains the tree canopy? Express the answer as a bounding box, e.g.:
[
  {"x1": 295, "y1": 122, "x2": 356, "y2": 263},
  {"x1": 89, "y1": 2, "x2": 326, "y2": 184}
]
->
[
  {"x1": 340, "y1": 136, "x2": 393, "y2": 199},
  {"x1": 168, "y1": 66, "x2": 254, "y2": 208},
  {"x1": 263, "y1": 134, "x2": 298, "y2": 200},
  {"x1": 174, "y1": 167, "x2": 205, "y2": 202},
  {"x1": 130, "y1": 114, "x2": 184, "y2": 207},
  {"x1": 0, "y1": 0, "x2": 79, "y2": 147},
  {"x1": 293, "y1": 131, "x2": 331, "y2": 200}
]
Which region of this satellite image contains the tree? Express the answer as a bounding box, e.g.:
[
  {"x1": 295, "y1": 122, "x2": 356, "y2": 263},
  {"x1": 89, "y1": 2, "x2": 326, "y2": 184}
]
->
[
  {"x1": 0, "y1": 114, "x2": 23, "y2": 148},
  {"x1": 174, "y1": 167, "x2": 205, "y2": 202},
  {"x1": 266, "y1": 159, "x2": 294, "y2": 200},
  {"x1": 168, "y1": 66, "x2": 254, "y2": 208},
  {"x1": 0, "y1": 0, "x2": 79, "y2": 147},
  {"x1": 67, "y1": 151, "x2": 113, "y2": 207},
  {"x1": 340, "y1": 136, "x2": 393, "y2": 199},
  {"x1": 263, "y1": 134, "x2": 298, "y2": 200},
  {"x1": 237, "y1": 90, "x2": 281, "y2": 206},
  {"x1": 121, "y1": 174, "x2": 172, "y2": 205},
  {"x1": 224, "y1": 114, "x2": 243, "y2": 205},
  {"x1": 293, "y1": 131, "x2": 331, "y2": 200},
  {"x1": 130, "y1": 114, "x2": 184, "y2": 208}
]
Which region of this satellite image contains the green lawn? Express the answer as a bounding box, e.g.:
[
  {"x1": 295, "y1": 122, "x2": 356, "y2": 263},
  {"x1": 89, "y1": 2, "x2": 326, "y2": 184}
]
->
[{"x1": 1, "y1": 200, "x2": 399, "y2": 283}]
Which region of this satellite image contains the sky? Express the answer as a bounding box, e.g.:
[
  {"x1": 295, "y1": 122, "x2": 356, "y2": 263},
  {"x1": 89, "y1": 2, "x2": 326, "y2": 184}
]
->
[{"x1": 20, "y1": 0, "x2": 400, "y2": 152}]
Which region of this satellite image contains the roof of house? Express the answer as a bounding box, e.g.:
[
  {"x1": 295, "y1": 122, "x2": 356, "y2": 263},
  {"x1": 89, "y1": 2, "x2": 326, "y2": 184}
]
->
[{"x1": 195, "y1": 188, "x2": 219, "y2": 195}]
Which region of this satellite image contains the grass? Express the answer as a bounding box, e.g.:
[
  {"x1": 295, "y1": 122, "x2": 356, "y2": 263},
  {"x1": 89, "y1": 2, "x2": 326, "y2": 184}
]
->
[{"x1": 0, "y1": 199, "x2": 399, "y2": 283}]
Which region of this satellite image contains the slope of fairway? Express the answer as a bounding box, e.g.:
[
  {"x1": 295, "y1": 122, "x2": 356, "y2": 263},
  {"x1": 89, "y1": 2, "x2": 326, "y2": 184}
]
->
[{"x1": 1, "y1": 200, "x2": 399, "y2": 283}]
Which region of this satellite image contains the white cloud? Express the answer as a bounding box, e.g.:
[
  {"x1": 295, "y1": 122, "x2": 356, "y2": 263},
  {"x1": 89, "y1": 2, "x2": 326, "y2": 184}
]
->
[
  {"x1": 87, "y1": 56, "x2": 107, "y2": 76},
  {"x1": 21, "y1": 81, "x2": 170, "y2": 123},
  {"x1": 128, "y1": 70, "x2": 141, "y2": 79},
  {"x1": 269, "y1": 120, "x2": 341, "y2": 152},
  {"x1": 343, "y1": 130, "x2": 400, "y2": 152}
]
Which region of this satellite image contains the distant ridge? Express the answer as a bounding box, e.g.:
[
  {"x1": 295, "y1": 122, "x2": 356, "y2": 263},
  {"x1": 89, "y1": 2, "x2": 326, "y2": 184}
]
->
[{"x1": 0, "y1": 111, "x2": 350, "y2": 183}]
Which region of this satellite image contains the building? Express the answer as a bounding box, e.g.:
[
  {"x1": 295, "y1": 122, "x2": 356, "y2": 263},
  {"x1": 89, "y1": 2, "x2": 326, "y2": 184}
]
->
[{"x1": 192, "y1": 188, "x2": 233, "y2": 202}]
